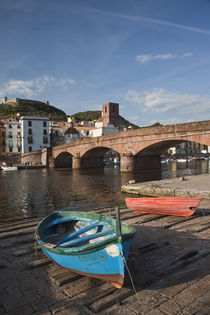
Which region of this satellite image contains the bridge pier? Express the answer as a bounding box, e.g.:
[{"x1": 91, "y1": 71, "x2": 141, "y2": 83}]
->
[
  {"x1": 120, "y1": 153, "x2": 161, "y2": 172},
  {"x1": 48, "y1": 156, "x2": 55, "y2": 168},
  {"x1": 120, "y1": 153, "x2": 135, "y2": 172},
  {"x1": 72, "y1": 156, "x2": 82, "y2": 169}
]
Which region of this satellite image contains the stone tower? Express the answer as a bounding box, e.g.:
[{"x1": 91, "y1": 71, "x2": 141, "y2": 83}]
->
[
  {"x1": 102, "y1": 102, "x2": 119, "y2": 128},
  {"x1": 2, "y1": 96, "x2": 8, "y2": 104}
]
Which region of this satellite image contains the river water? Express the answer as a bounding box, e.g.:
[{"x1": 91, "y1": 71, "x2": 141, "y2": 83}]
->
[{"x1": 0, "y1": 160, "x2": 210, "y2": 221}]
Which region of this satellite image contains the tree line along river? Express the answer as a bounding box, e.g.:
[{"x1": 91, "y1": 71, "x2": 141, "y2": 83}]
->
[{"x1": 0, "y1": 159, "x2": 209, "y2": 221}]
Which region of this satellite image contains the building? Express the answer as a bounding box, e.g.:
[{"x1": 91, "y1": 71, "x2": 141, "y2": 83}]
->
[
  {"x1": 89, "y1": 123, "x2": 119, "y2": 137},
  {"x1": 166, "y1": 141, "x2": 210, "y2": 157},
  {"x1": 0, "y1": 121, "x2": 6, "y2": 156},
  {"x1": 20, "y1": 116, "x2": 50, "y2": 153},
  {"x1": 3, "y1": 118, "x2": 22, "y2": 153},
  {"x1": 64, "y1": 127, "x2": 80, "y2": 143}
]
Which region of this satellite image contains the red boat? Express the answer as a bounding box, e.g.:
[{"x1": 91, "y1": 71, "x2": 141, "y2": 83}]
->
[{"x1": 125, "y1": 197, "x2": 202, "y2": 217}]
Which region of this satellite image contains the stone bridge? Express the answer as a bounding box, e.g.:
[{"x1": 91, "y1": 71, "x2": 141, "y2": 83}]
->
[{"x1": 49, "y1": 120, "x2": 210, "y2": 172}]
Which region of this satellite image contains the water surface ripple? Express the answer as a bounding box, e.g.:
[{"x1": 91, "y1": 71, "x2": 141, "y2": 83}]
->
[{"x1": 0, "y1": 160, "x2": 209, "y2": 220}]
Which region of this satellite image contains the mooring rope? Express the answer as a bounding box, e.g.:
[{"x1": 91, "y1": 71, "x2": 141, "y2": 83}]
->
[{"x1": 120, "y1": 252, "x2": 141, "y2": 303}]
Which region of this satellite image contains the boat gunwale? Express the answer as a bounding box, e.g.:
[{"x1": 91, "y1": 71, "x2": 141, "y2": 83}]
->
[{"x1": 36, "y1": 210, "x2": 135, "y2": 255}]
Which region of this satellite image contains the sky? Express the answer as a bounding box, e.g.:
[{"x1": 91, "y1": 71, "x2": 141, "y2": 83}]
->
[{"x1": 0, "y1": 0, "x2": 210, "y2": 127}]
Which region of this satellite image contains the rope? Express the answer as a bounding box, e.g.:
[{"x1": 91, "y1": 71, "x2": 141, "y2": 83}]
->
[{"x1": 120, "y1": 252, "x2": 141, "y2": 303}]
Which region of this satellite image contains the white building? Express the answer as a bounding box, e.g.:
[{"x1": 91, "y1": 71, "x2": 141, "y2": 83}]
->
[
  {"x1": 89, "y1": 123, "x2": 119, "y2": 137},
  {"x1": 20, "y1": 116, "x2": 50, "y2": 153},
  {"x1": 4, "y1": 118, "x2": 22, "y2": 153}
]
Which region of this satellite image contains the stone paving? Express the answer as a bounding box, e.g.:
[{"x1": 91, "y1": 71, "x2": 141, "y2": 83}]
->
[
  {"x1": 0, "y1": 201, "x2": 209, "y2": 314},
  {"x1": 121, "y1": 174, "x2": 210, "y2": 199}
]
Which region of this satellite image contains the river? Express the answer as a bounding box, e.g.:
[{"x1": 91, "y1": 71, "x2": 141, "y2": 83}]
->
[{"x1": 0, "y1": 160, "x2": 210, "y2": 221}]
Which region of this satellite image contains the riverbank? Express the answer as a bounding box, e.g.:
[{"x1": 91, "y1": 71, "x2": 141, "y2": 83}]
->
[
  {"x1": 121, "y1": 174, "x2": 210, "y2": 199},
  {"x1": 0, "y1": 204, "x2": 209, "y2": 314}
]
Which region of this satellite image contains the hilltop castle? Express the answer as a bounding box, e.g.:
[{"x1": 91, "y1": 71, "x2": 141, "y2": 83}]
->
[{"x1": 2, "y1": 96, "x2": 49, "y2": 106}]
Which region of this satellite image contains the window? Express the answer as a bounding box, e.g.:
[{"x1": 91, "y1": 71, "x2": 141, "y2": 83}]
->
[
  {"x1": 9, "y1": 124, "x2": 12, "y2": 128},
  {"x1": 17, "y1": 132, "x2": 21, "y2": 139},
  {"x1": 28, "y1": 136, "x2": 33, "y2": 144},
  {"x1": 17, "y1": 125, "x2": 21, "y2": 129},
  {"x1": 43, "y1": 121, "x2": 47, "y2": 127},
  {"x1": 9, "y1": 147, "x2": 13, "y2": 152},
  {"x1": 43, "y1": 136, "x2": 48, "y2": 144},
  {"x1": 28, "y1": 129, "x2": 32, "y2": 135},
  {"x1": 9, "y1": 131, "x2": 12, "y2": 138},
  {"x1": 2, "y1": 131, "x2": 5, "y2": 137},
  {"x1": 105, "y1": 106, "x2": 107, "y2": 113},
  {"x1": 43, "y1": 129, "x2": 47, "y2": 135},
  {"x1": 29, "y1": 146, "x2": 32, "y2": 152},
  {"x1": 18, "y1": 147, "x2": 21, "y2": 152},
  {"x1": 28, "y1": 121, "x2": 32, "y2": 127}
]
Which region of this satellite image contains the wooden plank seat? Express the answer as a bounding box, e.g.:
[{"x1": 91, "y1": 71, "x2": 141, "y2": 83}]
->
[
  {"x1": 58, "y1": 230, "x2": 116, "y2": 248},
  {"x1": 56, "y1": 221, "x2": 105, "y2": 245}
]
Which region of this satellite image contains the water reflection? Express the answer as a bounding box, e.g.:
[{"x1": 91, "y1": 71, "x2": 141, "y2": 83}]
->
[{"x1": 0, "y1": 160, "x2": 209, "y2": 220}]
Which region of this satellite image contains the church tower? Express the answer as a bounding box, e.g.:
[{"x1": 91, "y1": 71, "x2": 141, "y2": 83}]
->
[{"x1": 102, "y1": 102, "x2": 119, "y2": 128}]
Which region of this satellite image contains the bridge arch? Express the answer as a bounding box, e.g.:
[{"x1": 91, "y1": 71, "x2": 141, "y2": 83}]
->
[
  {"x1": 55, "y1": 152, "x2": 72, "y2": 168},
  {"x1": 81, "y1": 146, "x2": 120, "y2": 168},
  {"x1": 135, "y1": 140, "x2": 187, "y2": 156}
]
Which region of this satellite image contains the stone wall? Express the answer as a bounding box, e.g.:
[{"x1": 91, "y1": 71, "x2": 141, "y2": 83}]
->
[{"x1": 21, "y1": 150, "x2": 42, "y2": 165}]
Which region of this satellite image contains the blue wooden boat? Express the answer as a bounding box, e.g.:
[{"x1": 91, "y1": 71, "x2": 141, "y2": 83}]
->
[{"x1": 35, "y1": 209, "x2": 135, "y2": 288}]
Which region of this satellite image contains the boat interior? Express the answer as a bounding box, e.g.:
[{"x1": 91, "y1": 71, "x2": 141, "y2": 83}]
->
[{"x1": 42, "y1": 217, "x2": 116, "y2": 248}]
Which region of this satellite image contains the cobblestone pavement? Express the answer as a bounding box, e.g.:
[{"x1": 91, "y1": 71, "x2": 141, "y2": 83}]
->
[{"x1": 0, "y1": 201, "x2": 209, "y2": 314}]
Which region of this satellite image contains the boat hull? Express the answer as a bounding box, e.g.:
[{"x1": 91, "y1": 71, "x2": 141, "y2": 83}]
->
[
  {"x1": 125, "y1": 197, "x2": 201, "y2": 216},
  {"x1": 36, "y1": 210, "x2": 135, "y2": 288},
  {"x1": 39, "y1": 239, "x2": 131, "y2": 288},
  {"x1": 1, "y1": 166, "x2": 18, "y2": 171}
]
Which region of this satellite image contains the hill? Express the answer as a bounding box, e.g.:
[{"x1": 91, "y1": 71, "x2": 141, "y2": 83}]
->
[
  {"x1": 0, "y1": 99, "x2": 66, "y2": 119},
  {"x1": 70, "y1": 110, "x2": 140, "y2": 129}
]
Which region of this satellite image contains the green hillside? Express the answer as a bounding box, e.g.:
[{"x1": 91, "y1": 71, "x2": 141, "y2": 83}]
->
[
  {"x1": 70, "y1": 110, "x2": 140, "y2": 129},
  {"x1": 0, "y1": 100, "x2": 66, "y2": 119}
]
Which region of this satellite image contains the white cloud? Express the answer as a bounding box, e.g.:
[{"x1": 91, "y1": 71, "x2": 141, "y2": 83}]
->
[
  {"x1": 136, "y1": 53, "x2": 192, "y2": 63},
  {"x1": 124, "y1": 88, "x2": 210, "y2": 114},
  {"x1": 0, "y1": 76, "x2": 75, "y2": 99},
  {"x1": 182, "y1": 52, "x2": 193, "y2": 58}
]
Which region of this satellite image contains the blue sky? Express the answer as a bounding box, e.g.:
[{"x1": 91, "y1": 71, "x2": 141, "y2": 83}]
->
[{"x1": 0, "y1": 0, "x2": 210, "y2": 126}]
